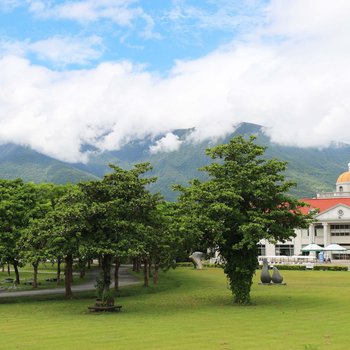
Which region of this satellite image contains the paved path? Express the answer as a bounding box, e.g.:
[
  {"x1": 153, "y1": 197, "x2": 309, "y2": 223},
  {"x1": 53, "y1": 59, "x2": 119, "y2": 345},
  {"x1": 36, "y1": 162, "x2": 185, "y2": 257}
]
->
[{"x1": 0, "y1": 266, "x2": 139, "y2": 298}]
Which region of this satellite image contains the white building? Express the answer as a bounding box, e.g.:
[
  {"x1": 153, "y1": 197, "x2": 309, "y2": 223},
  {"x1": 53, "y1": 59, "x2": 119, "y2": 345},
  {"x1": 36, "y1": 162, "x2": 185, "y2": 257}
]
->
[{"x1": 260, "y1": 164, "x2": 350, "y2": 260}]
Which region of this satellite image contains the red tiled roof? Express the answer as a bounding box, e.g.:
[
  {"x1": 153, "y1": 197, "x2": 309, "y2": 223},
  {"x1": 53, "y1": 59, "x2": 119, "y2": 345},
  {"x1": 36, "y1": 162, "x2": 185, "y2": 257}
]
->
[{"x1": 298, "y1": 198, "x2": 350, "y2": 215}]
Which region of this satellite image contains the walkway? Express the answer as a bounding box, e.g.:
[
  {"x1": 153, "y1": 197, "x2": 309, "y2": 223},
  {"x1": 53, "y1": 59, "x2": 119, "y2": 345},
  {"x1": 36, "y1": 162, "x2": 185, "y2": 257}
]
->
[{"x1": 0, "y1": 266, "x2": 139, "y2": 298}]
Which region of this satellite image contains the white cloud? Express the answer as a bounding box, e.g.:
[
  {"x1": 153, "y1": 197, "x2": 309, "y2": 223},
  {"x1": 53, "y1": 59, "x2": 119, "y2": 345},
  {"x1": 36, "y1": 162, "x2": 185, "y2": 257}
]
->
[
  {"x1": 0, "y1": 0, "x2": 21, "y2": 11},
  {"x1": 149, "y1": 133, "x2": 182, "y2": 154},
  {"x1": 264, "y1": 0, "x2": 350, "y2": 38},
  {"x1": 29, "y1": 35, "x2": 104, "y2": 66},
  {"x1": 2, "y1": 1, "x2": 350, "y2": 162},
  {"x1": 26, "y1": 0, "x2": 160, "y2": 39},
  {"x1": 0, "y1": 35, "x2": 104, "y2": 66},
  {"x1": 165, "y1": 0, "x2": 264, "y2": 36}
]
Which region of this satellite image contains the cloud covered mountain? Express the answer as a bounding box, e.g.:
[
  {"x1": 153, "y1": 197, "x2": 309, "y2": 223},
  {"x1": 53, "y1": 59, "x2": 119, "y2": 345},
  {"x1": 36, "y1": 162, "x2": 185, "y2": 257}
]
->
[{"x1": 0, "y1": 122, "x2": 349, "y2": 200}]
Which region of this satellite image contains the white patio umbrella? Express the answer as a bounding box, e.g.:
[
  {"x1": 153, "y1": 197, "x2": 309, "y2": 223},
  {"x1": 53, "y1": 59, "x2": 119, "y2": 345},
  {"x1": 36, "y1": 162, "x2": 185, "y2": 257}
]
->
[
  {"x1": 301, "y1": 243, "x2": 324, "y2": 252},
  {"x1": 324, "y1": 243, "x2": 347, "y2": 260},
  {"x1": 323, "y1": 244, "x2": 347, "y2": 251}
]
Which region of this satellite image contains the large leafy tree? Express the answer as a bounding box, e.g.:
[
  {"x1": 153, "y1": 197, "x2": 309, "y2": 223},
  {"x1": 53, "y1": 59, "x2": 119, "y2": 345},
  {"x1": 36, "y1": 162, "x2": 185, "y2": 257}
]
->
[
  {"x1": 175, "y1": 136, "x2": 311, "y2": 305},
  {"x1": 80, "y1": 162, "x2": 160, "y2": 294},
  {"x1": 20, "y1": 184, "x2": 71, "y2": 288},
  {"x1": 18, "y1": 184, "x2": 73, "y2": 288},
  {"x1": 0, "y1": 180, "x2": 42, "y2": 284},
  {"x1": 45, "y1": 186, "x2": 90, "y2": 298}
]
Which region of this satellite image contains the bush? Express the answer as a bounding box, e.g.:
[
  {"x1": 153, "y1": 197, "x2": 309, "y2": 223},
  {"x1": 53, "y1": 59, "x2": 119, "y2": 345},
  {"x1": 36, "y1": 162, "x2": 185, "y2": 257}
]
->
[
  {"x1": 176, "y1": 262, "x2": 223, "y2": 268},
  {"x1": 258, "y1": 264, "x2": 306, "y2": 271},
  {"x1": 313, "y1": 265, "x2": 348, "y2": 271},
  {"x1": 257, "y1": 264, "x2": 348, "y2": 271},
  {"x1": 179, "y1": 262, "x2": 348, "y2": 271},
  {"x1": 176, "y1": 262, "x2": 194, "y2": 267}
]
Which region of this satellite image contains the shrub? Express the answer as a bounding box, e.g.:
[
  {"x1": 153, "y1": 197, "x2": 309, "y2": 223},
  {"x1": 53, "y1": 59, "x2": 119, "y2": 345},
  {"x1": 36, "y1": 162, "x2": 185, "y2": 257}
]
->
[
  {"x1": 313, "y1": 265, "x2": 348, "y2": 271},
  {"x1": 257, "y1": 264, "x2": 348, "y2": 271},
  {"x1": 176, "y1": 262, "x2": 223, "y2": 268},
  {"x1": 260, "y1": 264, "x2": 307, "y2": 271}
]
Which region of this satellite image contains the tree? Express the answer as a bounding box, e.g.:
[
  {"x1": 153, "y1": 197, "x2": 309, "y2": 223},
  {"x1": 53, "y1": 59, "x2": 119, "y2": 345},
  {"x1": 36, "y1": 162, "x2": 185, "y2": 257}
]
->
[
  {"x1": 0, "y1": 180, "x2": 41, "y2": 284},
  {"x1": 46, "y1": 186, "x2": 90, "y2": 298},
  {"x1": 21, "y1": 218, "x2": 51, "y2": 288},
  {"x1": 20, "y1": 183, "x2": 70, "y2": 288},
  {"x1": 80, "y1": 162, "x2": 160, "y2": 294},
  {"x1": 175, "y1": 136, "x2": 311, "y2": 304},
  {"x1": 146, "y1": 202, "x2": 181, "y2": 285}
]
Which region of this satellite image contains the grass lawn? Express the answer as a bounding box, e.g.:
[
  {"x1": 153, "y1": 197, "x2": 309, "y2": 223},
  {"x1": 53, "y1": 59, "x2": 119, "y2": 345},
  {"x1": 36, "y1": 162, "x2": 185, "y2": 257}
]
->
[{"x1": 1, "y1": 267, "x2": 350, "y2": 350}]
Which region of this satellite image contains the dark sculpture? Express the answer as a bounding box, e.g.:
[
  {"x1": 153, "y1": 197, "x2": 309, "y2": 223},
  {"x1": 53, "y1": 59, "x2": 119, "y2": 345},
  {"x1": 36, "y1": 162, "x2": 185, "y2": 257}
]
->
[
  {"x1": 260, "y1": 258, "x2": 271, "y2": 283},
  {"x1": 271, "y1": 266, "x2": 283, "y2": 284}
]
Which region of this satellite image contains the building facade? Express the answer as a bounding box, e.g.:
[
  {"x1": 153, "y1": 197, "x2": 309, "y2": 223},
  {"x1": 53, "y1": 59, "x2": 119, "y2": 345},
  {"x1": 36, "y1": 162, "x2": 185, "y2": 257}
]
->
[{"x1": 260, "y1": 164, "x2": 350, "y2": 260}]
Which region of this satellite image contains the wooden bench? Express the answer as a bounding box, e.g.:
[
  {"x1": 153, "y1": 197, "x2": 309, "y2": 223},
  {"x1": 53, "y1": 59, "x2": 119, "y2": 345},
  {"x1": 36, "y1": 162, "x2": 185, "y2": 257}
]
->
[{"x1": 88, "y1": 305, "x2": 122, "y2": 312}]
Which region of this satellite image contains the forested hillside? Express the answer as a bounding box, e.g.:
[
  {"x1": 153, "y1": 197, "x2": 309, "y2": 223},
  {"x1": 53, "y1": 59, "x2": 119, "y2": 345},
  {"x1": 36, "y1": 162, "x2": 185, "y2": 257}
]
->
[{"x1": 0, "y1": 123, "x2": 349, "y2": 200}]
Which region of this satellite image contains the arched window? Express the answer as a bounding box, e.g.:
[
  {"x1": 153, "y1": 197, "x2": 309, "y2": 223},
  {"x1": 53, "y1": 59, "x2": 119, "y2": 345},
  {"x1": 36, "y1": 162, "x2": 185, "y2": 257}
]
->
[{"x1": 339, "y1": 186, "x2": 344, "y2": 192}]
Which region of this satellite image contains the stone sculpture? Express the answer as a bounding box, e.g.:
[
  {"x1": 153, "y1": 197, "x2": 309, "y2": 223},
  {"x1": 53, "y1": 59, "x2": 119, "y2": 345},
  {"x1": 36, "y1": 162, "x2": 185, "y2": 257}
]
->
[
  {"x1": 189, "y1": 251, "x2": 204, "y2": 269},
  {"x1": 271, "y1": 266, "x2": 284, "y2": 284},
  {"x1": 260, "y1": 258, "x2": 272, "y2": 284}
]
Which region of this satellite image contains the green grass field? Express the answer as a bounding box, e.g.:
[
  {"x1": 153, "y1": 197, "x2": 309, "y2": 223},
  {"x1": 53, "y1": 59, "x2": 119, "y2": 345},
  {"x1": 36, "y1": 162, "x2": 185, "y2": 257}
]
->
[{"x1": 1, "y1": 267, "x2": 350, "y2": 350}]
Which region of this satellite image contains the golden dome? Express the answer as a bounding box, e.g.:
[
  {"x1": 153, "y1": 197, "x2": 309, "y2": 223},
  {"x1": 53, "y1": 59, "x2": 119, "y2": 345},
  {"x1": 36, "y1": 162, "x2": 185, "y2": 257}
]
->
[
  {"x1": 337, "y1": 172, "x2": 350, "y2": 183},
  {"x1": 337, "y1": 163, "x2": 350, "y2": 183}
]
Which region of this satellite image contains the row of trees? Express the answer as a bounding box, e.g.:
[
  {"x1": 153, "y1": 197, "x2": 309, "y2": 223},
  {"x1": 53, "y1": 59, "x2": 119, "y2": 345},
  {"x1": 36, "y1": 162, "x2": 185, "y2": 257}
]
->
[
  {"x1": 0, "y1": 136, "x2": 311, "y2": 304},
  {"x1": 0, "y1": 163, "x2": 180, "y2": 299}
]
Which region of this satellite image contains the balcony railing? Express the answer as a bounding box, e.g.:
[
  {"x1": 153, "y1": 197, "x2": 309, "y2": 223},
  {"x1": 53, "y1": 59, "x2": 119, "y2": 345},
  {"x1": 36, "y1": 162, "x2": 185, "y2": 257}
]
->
[{"x1": 317, "y1": 192, "x2": 350, "y2": 198}]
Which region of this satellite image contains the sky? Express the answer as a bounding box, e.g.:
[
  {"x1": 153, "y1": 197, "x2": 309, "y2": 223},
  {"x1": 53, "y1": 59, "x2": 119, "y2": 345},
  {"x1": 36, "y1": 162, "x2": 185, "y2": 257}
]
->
[{"x1": 1, "y1": 0, "x2": 350, "y2": 162}]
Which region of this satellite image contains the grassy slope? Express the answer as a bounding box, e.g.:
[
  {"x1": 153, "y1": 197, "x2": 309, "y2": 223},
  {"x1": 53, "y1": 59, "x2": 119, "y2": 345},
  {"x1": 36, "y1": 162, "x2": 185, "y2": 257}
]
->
[{"x1": 1, "y1": 267, "x2": 350, "y2": 350}]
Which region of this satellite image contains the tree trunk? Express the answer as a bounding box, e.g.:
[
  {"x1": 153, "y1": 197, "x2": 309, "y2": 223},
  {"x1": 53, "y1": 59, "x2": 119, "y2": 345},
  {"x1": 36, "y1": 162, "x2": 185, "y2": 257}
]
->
[
  {"x1": 13, "y1": 260, "x2": 20, "y2": 285},
  {"x1": 64, "y1": 254, "x2": 73, "y2": 298},
  {"x1": 7, "y1": 263, "x2": 10, "y2": 275},
  {"x1": 137, "y1": 258, "x2": 141, "y2": 273},
  {"x1": 79, "y1": 258, "x2": 86, "y2": 278},
  {"x1": 114, "y1": 256, "x2": 121, "y2": 292},
  {"x1": 87, "y1": 259, "x2": 91, "y2": 269},
  {"x1": 57, "y1": 257, "x2": 61, "y2": 285},
  {"x1": 153, "y1": 264, "x2": 159, "y2": 285},
  {"x1": 148, "y1": 260, "x2": 152, "y2": 278},
  {"x1": 132, "y1": 258, "x2": 137, "y2": 272},
  {"x1": 224, "y1": 247, "x2": 258, "y2": 305},
  {"x1": 101, "y1": 254, "x2": 112, "y2": 292},
  {"x1": 32, "y1": 262, "x2": 39, "y2": 289},
  {"x1": 143, "y1": 259, "x2": 149, "y2": 287}
]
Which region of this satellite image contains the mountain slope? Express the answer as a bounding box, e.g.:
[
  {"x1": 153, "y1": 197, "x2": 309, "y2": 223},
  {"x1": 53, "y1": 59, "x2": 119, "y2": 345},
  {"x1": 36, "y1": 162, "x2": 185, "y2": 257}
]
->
[
  {"x1": 1, "y1": 123, "x2": 349, "y2": 200},
  {"x1": 0, "y1": 144, "x2": 99, "y2": 184},
  {"x1": 83, "y1": 123, "x2": 350, "y2": 200}
]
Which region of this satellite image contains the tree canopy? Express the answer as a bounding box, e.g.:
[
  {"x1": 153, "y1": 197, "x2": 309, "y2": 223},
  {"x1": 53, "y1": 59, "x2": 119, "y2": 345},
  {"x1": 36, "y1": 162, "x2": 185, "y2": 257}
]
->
[{"x1": 174, "y1": 135, "x2": 311, "y2": 304}]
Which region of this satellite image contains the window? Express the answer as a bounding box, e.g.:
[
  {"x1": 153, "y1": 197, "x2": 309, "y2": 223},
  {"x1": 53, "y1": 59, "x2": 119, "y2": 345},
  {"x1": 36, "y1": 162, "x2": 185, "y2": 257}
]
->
[
  {"x1": 330, "y1": 224, "x2": 350, "y2": 236},
  {"x1": 257, "y1": 244, "x2": 266, "y2": 256},
  {"x1": 275, "y1": 244, "x2": 294, "y2": 256}
]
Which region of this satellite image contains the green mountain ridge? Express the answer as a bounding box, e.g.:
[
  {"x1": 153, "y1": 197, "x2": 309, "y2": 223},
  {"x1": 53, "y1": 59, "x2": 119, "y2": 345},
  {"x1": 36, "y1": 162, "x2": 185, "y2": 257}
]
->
[
  {"x1": 0, "y1": 123, "x2": 349, "y2": 200},
  {"x1": 0, "y1": 143, "x2": 99, "y2": 184}
]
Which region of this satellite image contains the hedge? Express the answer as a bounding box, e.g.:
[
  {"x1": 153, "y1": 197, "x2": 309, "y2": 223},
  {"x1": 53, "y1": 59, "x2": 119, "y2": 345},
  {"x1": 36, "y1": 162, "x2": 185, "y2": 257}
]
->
[
  {"x1": 258, "y1": 264, "x2": 348, "y2": 271},
  {"x1": 313, "y1": 265, "x2": 348, "y2": 271},
  {"x1": 177, "y1": 262, "x2": 348, "y2": 271},
  {"x1": 176, "y1": 262, "x2": 223, "y2": 268}
]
